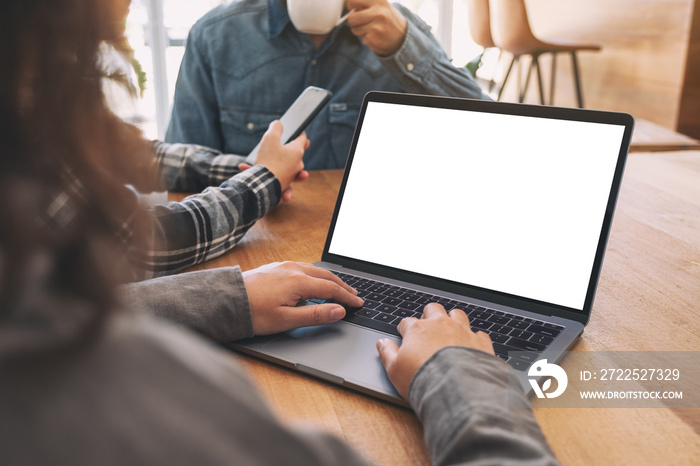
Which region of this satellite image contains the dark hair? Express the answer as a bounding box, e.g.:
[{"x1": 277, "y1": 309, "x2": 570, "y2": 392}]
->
[{"x1": 0, "y1": 0, "x2": 157, "y2": 362}]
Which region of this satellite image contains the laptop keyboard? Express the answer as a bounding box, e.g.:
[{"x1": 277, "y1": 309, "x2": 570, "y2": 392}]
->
[{"x1": 319, "y1": 271, "x2": 564, "y2": 371}]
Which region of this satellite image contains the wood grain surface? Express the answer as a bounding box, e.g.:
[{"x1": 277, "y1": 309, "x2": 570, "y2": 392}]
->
[{"x1": 631, "y1": 118, "x2": 700, "y2": 152}]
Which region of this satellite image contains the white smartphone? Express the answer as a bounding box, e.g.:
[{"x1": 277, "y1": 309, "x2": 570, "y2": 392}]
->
[{"x1": 246, "y1": 86, "x2": 333, "y2": 163}]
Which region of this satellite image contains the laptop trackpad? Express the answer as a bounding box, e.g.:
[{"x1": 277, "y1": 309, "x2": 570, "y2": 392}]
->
[{"x1": 259, "y1": 322, "x2": 400, "y2": 396}]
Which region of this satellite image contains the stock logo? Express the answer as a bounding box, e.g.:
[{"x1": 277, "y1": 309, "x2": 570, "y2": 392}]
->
[{"x1": 528, "y1": 359, "x2": 568, "y2": 398}]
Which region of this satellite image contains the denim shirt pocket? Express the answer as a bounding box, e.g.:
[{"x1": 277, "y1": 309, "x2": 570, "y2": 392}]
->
[
  {"x1": 328, "y1": 102, "x2": 361, "y2": 166},
  {"x1": 219, "y1": 108, "x2": 281, "y2": 155}
]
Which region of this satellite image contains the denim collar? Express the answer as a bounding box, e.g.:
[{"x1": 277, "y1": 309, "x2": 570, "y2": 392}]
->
[{"x1": 268, "y1": 0, "x2": 290, "y2": 39}]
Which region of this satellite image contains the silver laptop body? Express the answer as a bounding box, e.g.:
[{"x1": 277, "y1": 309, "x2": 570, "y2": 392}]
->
[{"x1": 230, "y1": 92, "x2": 634, "y2": 406}]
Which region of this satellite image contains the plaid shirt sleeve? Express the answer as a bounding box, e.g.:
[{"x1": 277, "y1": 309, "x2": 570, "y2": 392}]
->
[
  {"x1": 42, "y1": 145, "x2": 279, "y2": 281},
  {"x1": 151, "y1": 140, "x2": 248, "y2": 192},
  {"x1": 134, "y1": 164, "x2": 281, "y2": 281}
]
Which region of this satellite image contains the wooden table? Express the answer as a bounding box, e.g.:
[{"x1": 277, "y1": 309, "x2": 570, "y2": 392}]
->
[
  {"x1": 174, "y1": 151, "x2": 700, "y2": 465},
  {"x1": 630, "y1": 119, "x2": 700, "y2": 152}
]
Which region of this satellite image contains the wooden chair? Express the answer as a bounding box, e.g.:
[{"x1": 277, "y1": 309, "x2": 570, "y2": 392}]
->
[
  {"x1": 467, "y1": 0, "x2": 496, "y2": 49},
  {"x1": 466, "y1": 0, "x2": 500, "y2": 94},
  {"x1": 489, "y1": 0, "x2": 601, "y2": 107}
]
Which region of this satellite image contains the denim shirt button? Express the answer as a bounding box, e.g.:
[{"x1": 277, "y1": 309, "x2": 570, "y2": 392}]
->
[
  {"x1": 246, "y1": 122, "x2": 255, "y2": 131},
  {"x1": 311, "y1": 59, "x2": 318, "y2": 66},
  {"x1": 406, "y1": 62, "x2": 415, "y2": 72}
]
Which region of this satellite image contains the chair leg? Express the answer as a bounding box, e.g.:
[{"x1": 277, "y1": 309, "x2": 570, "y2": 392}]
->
[
  {"x1": 534, "y1": 55, "x2": 545, "y2": 105},
  {"x1": 571, "y1": 51, "x2": 584, "y2": 108},
  {"x1": 520, "y1": 56, "x2": 534, "y2": 103},
  {"x1": 488, "y1": 49, "x2": 502, "y2": 95},
  {"x1": 549, "y1": 53, "x2": 557, "y2": 106},
  {"x1": 497, "y1": 55, "x2": 517, "y2": 101},
  {"x1": 517, "y1": 57, "x2": 523, "y2": 101}
]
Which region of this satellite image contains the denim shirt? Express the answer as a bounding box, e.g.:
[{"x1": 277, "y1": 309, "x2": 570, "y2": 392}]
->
[{"x1": 165, "y1": 0, "x2": 486, "y2": 170}]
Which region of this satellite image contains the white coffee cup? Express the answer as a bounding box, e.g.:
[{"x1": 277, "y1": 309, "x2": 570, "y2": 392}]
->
[{"x1": 287, "y1": 0, "x2": 346, "y2": 35}]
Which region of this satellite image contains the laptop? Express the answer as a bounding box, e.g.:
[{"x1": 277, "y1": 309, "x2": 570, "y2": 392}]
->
[{"x1": 230, "y1": 91, "x2": 634, "y2": 406}]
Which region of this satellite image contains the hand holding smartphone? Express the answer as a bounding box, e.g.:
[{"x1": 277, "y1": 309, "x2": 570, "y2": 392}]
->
[{"x1": 246, "y1": 86, "x2": 333, "y2": 163}]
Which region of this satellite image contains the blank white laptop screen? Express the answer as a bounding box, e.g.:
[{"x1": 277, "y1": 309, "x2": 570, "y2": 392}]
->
[{"x1": 328, "y1": 101, "x2": 626, "y2": 311}]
